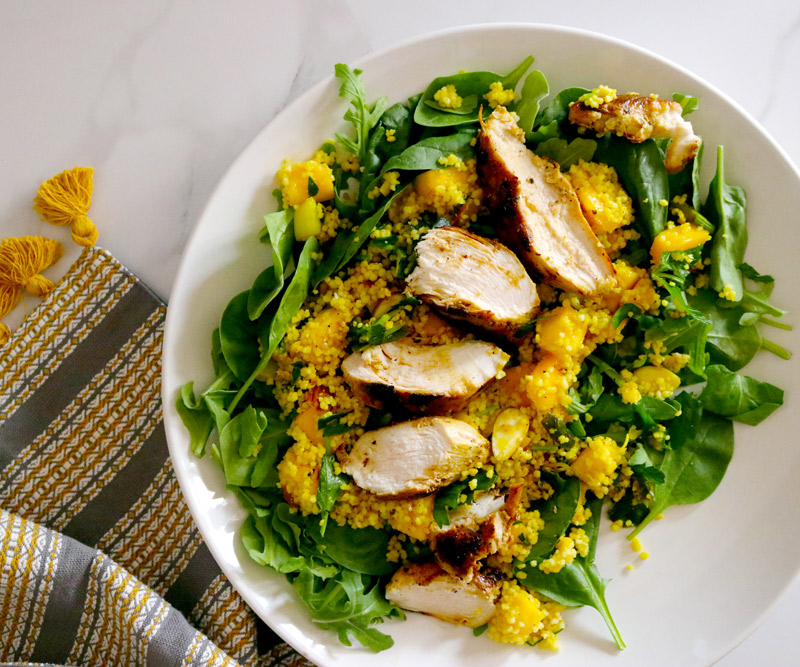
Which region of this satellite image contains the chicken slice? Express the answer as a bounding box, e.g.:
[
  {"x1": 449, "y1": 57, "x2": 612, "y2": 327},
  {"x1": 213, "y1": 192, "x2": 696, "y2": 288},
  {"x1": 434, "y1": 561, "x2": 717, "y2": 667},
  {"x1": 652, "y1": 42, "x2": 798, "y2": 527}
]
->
[
  {"x1": 340, "y1": 417, "x2": 490, "y2": 499},
  {"x1": 385, "y1": 561, "x2": 499, "y2": 628},
  {"x1": 405, "y1": 225, "x2": 540, "y2": 337},
  {"x1": 432, "y1": 486, "x2": 523, "y2": 580},
  {"x1": 342, "y1": 338, "x2": 509, "y2": 414},
  {"x1": 478, "y1": 107, "x2": 616, "y2": 295},
  {"x1": 568, "y1": 93, "x2": 701, "y2": 173}
]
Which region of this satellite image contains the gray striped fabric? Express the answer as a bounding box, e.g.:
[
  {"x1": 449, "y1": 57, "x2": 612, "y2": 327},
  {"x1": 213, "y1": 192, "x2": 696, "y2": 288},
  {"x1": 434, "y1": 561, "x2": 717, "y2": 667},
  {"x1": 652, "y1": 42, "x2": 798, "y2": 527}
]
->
[{"x1": 0, "y1": 246, "x2": 314, "y2": 667}]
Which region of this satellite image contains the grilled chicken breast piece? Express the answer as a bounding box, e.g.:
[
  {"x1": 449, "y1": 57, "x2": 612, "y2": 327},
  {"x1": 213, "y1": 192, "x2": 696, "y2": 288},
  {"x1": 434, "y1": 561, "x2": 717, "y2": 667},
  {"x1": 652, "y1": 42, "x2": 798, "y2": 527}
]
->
[
  {"x1": 432, "y1": 486, "x2": 523, "y2": 579},
  {"x1": 405, "y1": 225, "x2": 540, "y2": 337},
  {"x1": 478, "y1": 107, "x2": 616, "y2": 296},
  {"x1": 385, "y1": 561, "x2": 499, "y2": 628},
  {"x1": 340, "y1": 417, "x2": 490, "y2": 499},
  {"x1": 568, "y1": 94, "x2": 701, "y2": 173},
  {"x1": 342, "y1": 339, "x2": 509, "y2": 414}
]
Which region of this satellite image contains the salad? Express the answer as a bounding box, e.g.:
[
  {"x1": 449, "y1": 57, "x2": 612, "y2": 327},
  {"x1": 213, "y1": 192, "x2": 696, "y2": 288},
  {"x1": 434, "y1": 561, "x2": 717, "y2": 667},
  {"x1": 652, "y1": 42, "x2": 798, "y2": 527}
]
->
[{"x1": 177, "y1": 56, "x2": 790, "y2": 653}]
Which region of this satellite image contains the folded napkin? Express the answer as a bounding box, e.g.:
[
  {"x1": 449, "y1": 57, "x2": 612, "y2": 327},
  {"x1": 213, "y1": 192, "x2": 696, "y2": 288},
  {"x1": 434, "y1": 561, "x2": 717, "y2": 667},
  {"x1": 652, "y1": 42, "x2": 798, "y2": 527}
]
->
[{"x1": 0, "y1": 246, "x2": 314, "y2": 667}]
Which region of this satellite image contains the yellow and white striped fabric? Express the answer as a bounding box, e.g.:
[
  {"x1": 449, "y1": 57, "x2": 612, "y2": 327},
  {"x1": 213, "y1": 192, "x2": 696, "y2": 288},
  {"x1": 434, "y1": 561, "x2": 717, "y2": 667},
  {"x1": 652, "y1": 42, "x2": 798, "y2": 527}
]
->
[{"x1": 0, "y1": 246, "x2": 314, "y2": 667}]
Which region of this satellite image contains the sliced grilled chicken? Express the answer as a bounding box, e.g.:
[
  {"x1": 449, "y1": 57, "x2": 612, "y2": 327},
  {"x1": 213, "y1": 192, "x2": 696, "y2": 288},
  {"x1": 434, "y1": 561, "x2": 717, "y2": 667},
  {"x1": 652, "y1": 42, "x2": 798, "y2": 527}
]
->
[
  {"x1": 340, "y1": 417, "x2": 490, "y2": 499},
  {"x1": 432, "y1": 486, "x2": 523, "y2": 579},
  {"x1": 405, "y1": 226, "x2": 540, "y2": 337},
  {"x1": 385, "y1": 561, "x2": 499, "y2": 628},
  {"x1": 478, "y1": 107, "x2": 616, "y2": 296},
  {"x1": 342, "y1": 339, "x2": 509, "y2": 414},
  {"x1": 569, "y1": 93, "x2": 701, "y2": 173}
]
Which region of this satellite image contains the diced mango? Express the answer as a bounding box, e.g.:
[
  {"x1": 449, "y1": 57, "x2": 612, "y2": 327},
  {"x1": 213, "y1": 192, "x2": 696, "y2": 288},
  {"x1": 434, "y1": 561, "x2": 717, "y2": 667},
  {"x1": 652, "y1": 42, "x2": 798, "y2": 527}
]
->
[
  {"x1": 614, "y1": 260, "x2": 641, "y2": 291},
  {"x1": 414, "y1": 167, "x2": 470, "y2": 201},
  {"x1": 294, "y1": 196, "x2": 322, "y2": 241},
  {"x1": 650, "y1": 222, "x2": 711, "y2": 265},
  {"x1": 279, "y1": 160, "x2": 335, "y2": 207},
  {"x1": 294, "y1": 400, "x2": 325, "y2": 446},
  {"x1": 388, "y1": 494, "x2": 436, "y2": 541},
  {"x1": 298, "y1": 308, "x2": 348, "y2": 367},
  {"x1": 631, "y1": 365, "x2": 681, "y2": 397},
  {"x1": 536, "y1": 305, "x2": 587, "y2": 358},
  {"x1": 492, "y1": 408, "x2": 530, "y2": 461},
  {"x1": 525, "y1": 354, "x2": 569, "y2": 412}
]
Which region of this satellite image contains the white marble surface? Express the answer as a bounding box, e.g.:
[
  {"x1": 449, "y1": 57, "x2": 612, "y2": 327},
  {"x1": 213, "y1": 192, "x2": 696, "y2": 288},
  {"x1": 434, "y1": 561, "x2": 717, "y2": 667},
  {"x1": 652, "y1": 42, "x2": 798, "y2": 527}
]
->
[{"x1": 1, "y1": 1, "x2": 798, "y2": 663}]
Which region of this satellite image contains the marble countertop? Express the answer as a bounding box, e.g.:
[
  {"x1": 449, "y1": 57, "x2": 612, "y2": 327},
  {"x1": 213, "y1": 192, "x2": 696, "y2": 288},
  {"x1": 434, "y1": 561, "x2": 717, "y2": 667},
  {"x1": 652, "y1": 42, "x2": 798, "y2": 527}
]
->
[{"x1": 1, "y1": 1, "x2": 798, "y2": 664}]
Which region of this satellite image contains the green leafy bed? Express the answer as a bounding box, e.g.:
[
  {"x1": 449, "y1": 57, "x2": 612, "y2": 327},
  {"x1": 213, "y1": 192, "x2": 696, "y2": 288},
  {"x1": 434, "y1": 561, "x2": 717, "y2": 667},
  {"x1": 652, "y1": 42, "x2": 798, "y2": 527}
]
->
[{"x1": 177, "y1": 57, "x2": 790, "y2": 653}]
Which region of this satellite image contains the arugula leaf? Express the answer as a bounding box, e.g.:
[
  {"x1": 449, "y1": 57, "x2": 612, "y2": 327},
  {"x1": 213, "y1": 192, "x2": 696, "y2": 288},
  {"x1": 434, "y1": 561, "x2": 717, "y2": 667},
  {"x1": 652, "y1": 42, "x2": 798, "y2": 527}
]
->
[
  {"x1": 704, "y1": 146, "x2": 748, "y2": 301},
  {"x1": 525, "y1": 474, "x2": 580, "y2": 561},
  {"x1": 249, "y1": 209, "x2": 295, "y2": 320},
  {"x1": 534, "y1": 137, "x2": 597, "y2": 169},
  {"x1": 241, "y1": 513, "x2": 308, "y2": 574},
  {"x1": 515, "y1": 69, "x2": 549, "y2": 134},
  {"x1": 521, "y1": 495, "x2": 625, "y2": 650},
  {"x1": 630, "y1": 392, "x2": 733, "y2": 538},
  {"x1": 293, "y1": 569, "x2": 396, "y2": 651},
  {"x1": 698, "y1": 364, "x2": 784, "y2": 425},
  {"x1": 175, "y1": 382, "x2": 214, "y2": 457},
  {"x1": 414, "y1": 56, "x2": 534, "y2": 127},
  {"x1": 594, "y1": 136, "x2": 669, "y2": 242},
  {"x1": 334, "y1": 64, "x2": 388, "y2": 163}
]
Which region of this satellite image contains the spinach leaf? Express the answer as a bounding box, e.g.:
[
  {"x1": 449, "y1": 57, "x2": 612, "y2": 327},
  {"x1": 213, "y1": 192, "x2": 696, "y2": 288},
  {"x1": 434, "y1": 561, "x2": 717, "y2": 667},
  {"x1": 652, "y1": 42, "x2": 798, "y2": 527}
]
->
[
  {"x1": 318, "y1": 411, "x2": 357, "y2": 437},
  {"x1": 306, "y1": 521, "x2": 395, "y2": 575},
  {"x1": 334, "y1": 64, "x2": 388, "y2": 163},
  {"x1": 249, "y1": 209, "x2": 295, "y2": 320},
  {"x1": 219, "y1": 290, "x2": 261, "y2": 382},
  {"x1": 534, "y1": 87, "x2": 588, "y2": 129},
  {"x1": 378, "y1": 131, "x2": 476, "y2": 176},
  {"x1": 628, "y1": 443, "x2": 665, "y2": 484},
  {"x1": 594, "y1": 136, "x2": 669, "y2": 242},
  {"x1": 318, "y1": 448, "x2": 346, "y2": 514},
  {"x1": 293, "y1": 569, "x2": 396, "y2": 651},
  {"x1": 630, "y1": 392, "x2": 733, "y2": 538},
  {"x1": 608, "y1": 489, "x2": 650, "y2": 526},
  {"x1": 313, "y1": 189, "x2": 404, "y2": 287},
  {"x1": 672, "y1": 93, "x2": 699, "y2": 115},
  {"x1": 521, "y1": 495, "x2": 625, "y2": 650},
  {"x1": 525, "y1": 475, "x2": 580, "y2": 561},
  {"x1": 414, "y1": 56, "x2": 534, "y2": 127},
  {"x1": 689, "y1": 289, "x2": 789, "y2": 371},
  {"x1": 698, "y1": 364, "x2": 784, "y2": 425},
  {"x1": 218, "y1": 406, "x2": 285, "y2": 487},
  {"x1": 534, "y1": 137, "x2": 597, "y2": 169},
  {"x1": 360, "y1": 99, "x2": 416, "y2": 203},
  {"x1": 589, "y1": 394, "x2": 680, "y2": 425},
  {"x1": 704, "y1": 146, "x2": 748, "y2": 301},
  {"x1": 515, "y1": 69, "x2": 549, "y2": 134},
  {"x1": 228, "y1": 237, "x2": 319, "y2": 413},
  {"x1": 260, "y1": 236, "x2": 319, "y2": 357}
]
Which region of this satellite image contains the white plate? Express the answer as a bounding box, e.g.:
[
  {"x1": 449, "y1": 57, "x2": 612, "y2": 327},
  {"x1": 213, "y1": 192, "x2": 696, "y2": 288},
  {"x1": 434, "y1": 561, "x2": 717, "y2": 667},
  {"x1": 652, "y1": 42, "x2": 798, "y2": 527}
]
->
[{"x1": 162, "y1": 24, "x2": 800, "y2": 667}]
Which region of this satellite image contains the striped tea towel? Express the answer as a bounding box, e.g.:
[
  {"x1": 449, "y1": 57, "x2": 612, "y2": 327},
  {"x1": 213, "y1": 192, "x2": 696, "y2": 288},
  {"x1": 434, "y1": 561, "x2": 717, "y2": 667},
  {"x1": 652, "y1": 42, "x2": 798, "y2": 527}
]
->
[{"x1": 0, "y1": 245, "x2": 314, "y2": 667}]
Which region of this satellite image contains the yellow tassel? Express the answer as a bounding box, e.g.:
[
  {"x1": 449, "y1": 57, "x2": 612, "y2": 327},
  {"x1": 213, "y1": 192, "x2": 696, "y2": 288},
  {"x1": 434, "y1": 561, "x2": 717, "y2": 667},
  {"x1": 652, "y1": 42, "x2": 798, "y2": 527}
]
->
[
  {"x1": 0, "y1": 321, "x2": 10, "y2": 346},
  {"x1": 33, "y1": 166, "x2": 98, "y2": 247},
  {"x1": 0, "y1": 237, "x2": 64, "y2": 313}
]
